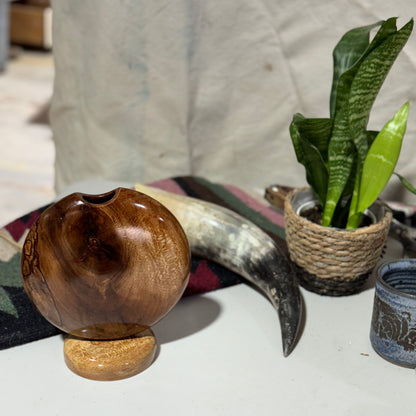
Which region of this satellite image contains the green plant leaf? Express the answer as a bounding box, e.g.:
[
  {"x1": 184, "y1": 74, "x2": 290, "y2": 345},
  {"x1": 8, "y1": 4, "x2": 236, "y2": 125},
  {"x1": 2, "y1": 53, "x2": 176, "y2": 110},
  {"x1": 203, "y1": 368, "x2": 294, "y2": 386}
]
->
[
  {"x1": 324, "y1": 21, "x2": 386, "y2": 227},
  {"x1": 289, "y1": 113, "x2": 309, "y2": 165},
  {"x1": 293, "y1": 117, "x2": 333, "y2": 162},
  {"x1": 349, "y1": 18, "x2": 413, "y2": 160},
  {"x1": 323, "y1": 18, "x2": 413, "y2": 227},
  {"x1": 330, "y1": 21, "x2": 382, "y2": 118},
  {"x1": 298, "y1": 138, "x2": 328, "y2": 205},
  {"x1": 363, "y1": 17, "x2": 401, "y2": 57},
  {"x1": 340, "y1": 130, "x2": 377, "y2": 200},
  {"x1": 289, "y1": 114, "x2": 330, "y2": 204},
  {"x1": 349, "y1": 19, "x2": 413, "y2": 220},
  {"x1": 331, "y1": 19, "x2": 399, "y2": 121},
  {"x1": 356, "y1": 102, "x2": 409, "y2": 217},
  {"x1": 344, "y1": 130, "x2": 380, "y2": 227},
  {"x1": 322, "y1": 106, "x2": 356, "y2": 226},
  {"x1": 395, "y1": 173, "x2": 416, "y2": 194}
]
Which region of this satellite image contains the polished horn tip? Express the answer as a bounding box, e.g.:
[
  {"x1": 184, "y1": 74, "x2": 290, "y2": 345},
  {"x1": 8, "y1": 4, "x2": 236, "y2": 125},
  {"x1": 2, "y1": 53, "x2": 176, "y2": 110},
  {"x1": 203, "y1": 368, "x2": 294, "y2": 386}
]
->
[
  {"x1": 282, "y1": 337, "x2": 296, "y2": 357},
  {"x1": 279, "y1": 293, "x2": 303, "y2": 357}
]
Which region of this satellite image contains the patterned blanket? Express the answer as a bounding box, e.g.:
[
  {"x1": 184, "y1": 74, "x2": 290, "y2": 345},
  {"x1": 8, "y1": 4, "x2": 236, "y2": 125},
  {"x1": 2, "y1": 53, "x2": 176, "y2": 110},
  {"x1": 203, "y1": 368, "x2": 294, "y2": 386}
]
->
[{"x1": 0, "y1": 176, "x2": 286, "y2": 350}]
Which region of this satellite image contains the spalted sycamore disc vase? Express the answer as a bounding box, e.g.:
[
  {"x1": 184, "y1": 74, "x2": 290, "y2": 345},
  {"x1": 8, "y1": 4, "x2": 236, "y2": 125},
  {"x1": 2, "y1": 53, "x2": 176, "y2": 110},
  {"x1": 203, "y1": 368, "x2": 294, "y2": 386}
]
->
[{"x1": 21, "y1": 187, "x2": 190, "y2": 380}]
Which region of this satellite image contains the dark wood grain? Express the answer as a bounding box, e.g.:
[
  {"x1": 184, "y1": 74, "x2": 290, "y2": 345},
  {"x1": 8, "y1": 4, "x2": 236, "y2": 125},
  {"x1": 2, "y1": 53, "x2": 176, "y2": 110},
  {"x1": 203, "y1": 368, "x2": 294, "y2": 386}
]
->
[{"x1": 21, "y1": 188, "x2": 190, "y2": 339}]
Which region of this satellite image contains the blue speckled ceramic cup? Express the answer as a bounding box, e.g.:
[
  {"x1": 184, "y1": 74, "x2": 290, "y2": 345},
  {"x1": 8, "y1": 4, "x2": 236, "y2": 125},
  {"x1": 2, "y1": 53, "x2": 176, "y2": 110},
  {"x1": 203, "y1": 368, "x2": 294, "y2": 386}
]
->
[{"x1": 370, "y1": 259, "x2": 416, "y2": 367}]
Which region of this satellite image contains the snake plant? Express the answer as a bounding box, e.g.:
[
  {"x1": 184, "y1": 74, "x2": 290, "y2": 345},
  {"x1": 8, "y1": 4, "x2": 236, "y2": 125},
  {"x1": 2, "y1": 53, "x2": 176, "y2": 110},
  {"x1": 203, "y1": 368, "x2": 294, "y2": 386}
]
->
[{"x1": 290, "y1": 17, "x2": 415, "y2": 229}]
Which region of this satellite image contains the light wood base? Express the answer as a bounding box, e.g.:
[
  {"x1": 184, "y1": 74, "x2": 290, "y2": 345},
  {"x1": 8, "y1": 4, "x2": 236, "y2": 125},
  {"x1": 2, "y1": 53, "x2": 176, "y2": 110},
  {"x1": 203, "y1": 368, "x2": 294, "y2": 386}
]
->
[{"x1": 64, "y1": 329, "x2": 157, "y2": 381}]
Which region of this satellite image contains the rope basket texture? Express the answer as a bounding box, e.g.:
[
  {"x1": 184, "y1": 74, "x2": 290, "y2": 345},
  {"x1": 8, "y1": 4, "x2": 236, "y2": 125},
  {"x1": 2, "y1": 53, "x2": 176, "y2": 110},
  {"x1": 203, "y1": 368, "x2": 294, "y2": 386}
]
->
[{"x1": 284, "y1": 188, "x2": 392, "y2": 295}]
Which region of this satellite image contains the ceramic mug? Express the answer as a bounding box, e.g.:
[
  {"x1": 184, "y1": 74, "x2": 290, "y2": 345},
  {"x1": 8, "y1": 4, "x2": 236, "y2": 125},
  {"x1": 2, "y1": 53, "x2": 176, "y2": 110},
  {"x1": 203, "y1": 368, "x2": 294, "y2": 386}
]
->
[{"x1": 370, "y1": 259, "x2": 416, "y2": 367}]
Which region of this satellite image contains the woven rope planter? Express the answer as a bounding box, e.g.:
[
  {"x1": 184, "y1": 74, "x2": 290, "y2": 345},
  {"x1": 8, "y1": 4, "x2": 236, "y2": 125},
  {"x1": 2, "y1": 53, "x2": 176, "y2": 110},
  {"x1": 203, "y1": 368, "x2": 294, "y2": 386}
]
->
[{"x1": 284, "y1": 188, "x2": 392, "y2": 296}]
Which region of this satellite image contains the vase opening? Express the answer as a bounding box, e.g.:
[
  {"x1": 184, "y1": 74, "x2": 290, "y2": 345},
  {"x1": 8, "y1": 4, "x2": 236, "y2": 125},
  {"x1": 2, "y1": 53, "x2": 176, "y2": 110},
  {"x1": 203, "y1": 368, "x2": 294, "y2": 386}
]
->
[{"x1": 81, "y1": 189, "x2": 117, "y2": 205}]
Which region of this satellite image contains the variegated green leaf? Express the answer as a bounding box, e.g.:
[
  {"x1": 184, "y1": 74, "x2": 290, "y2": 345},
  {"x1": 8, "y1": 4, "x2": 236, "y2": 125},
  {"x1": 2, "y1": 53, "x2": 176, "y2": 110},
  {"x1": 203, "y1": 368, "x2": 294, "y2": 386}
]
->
[
  {"x1": 395, "y1": 173, "x2": 416, "y2": 194},
  {"x1": 293, "y1": 116, "x2": 333, "y2": 162},
  {"x1": 290, "y1": 18, "x2": 413, "y2": 229},
  {"x1": 323, "y1": 106, "x2": 356, "y2": 226},
  {"x1": 289, "y1": 114, "x2": 331, "y2": 204},
  {"x1": 348, "y1": 18, "x2": 413, "y2": 160},
  {"x1": 330, "y1": 21, "x2": 382, "y2": 118},
  {"x1": 340, "y1": 130, "x2": 378, "y2": 199},
  {"x1": 324, "y1": 21, "x2": 388, "y2": 227},
  {"x1": 349, "y1": 19, "x2": 413, "y2": 221},
  {"x1": 323, "y1": 18, "x2": 413, "y2": 227},
  {"x1": 289, "y1": 113, "x2": 309, "y2": 165},
  {"x1": 298, "y1": 138, "x2": 329, "y2": 206},
  {"x1": 331, "y1": 19, "x2": 398, "y2": 121}
]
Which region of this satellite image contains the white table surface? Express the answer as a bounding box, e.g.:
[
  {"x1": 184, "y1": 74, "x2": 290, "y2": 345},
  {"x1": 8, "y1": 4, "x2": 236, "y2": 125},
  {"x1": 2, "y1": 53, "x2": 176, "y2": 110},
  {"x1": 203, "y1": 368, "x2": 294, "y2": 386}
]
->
[
  {"x1": 1, "y1": 181, "x2": 415, "y2": 415},
  {"x1": 1, "y1": 281, "x2": 415, "y2": 416}
]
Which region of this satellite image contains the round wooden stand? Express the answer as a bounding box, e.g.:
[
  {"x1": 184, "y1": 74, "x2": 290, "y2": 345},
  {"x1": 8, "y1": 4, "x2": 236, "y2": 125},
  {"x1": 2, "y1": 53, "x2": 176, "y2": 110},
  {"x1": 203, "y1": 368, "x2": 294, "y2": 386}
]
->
[{"x1": 64, "y1": 328, "x2": 157, "y2": 381}]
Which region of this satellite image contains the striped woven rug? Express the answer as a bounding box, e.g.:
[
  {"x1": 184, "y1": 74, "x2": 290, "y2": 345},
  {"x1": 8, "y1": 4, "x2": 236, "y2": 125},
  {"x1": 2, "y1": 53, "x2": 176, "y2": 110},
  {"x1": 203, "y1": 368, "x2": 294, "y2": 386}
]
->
[{"x1": 0, "y1": 176, "x2": 286, "y2": 350}]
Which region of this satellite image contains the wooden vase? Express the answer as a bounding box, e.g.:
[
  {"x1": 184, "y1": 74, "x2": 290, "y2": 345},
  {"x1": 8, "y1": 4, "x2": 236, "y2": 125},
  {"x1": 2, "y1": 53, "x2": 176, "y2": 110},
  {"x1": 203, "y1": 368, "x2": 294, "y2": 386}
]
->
[{"x1": 21, "y1": 187, "x2": 190, "y2": 380}]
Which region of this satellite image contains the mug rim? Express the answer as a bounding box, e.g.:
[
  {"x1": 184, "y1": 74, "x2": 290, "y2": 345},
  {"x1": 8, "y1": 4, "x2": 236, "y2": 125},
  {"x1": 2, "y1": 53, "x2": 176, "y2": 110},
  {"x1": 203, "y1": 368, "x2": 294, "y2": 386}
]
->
[{"x1": 376, "y1": 259, "x2": 416, "y2": 300}]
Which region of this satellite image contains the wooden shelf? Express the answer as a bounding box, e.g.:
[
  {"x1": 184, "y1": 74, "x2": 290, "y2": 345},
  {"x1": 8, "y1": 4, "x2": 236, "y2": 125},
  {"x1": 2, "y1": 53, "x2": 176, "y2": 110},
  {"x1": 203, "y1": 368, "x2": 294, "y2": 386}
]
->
[{"x1": 10, "y1": 3, "x2": 52, "y2": 49}]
